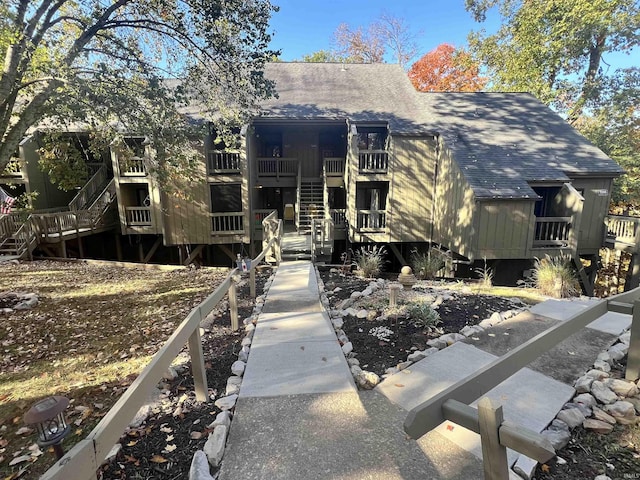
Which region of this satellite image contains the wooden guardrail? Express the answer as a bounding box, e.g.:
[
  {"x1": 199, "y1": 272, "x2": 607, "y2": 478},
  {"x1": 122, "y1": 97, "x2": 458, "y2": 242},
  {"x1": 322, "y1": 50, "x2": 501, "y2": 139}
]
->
[
  {"x1": 404, "y1": 285, "x2": 640, "y2": 479},
  {"x1": 40, "y1": 225, "x2": 283, "y2": 480}
]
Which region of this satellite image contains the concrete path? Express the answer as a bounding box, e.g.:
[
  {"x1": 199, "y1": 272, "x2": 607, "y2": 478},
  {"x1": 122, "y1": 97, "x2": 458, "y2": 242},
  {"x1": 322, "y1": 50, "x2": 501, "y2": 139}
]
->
[{"x1": 219, "y1": 262, "x2": 631, "y2": 479}]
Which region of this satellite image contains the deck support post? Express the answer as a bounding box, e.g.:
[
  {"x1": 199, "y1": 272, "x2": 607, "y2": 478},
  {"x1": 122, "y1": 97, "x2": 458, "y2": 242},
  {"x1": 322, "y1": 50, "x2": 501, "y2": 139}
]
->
[
  {"x1": 626, "y1": 254, "x2": 640, "y2": 291},
  {"x1": 250, "y1": 267, "x2": 256, "y2": 298},
  {"x1": 114, "y1": 233, "x2": 123, "y2": 261}
]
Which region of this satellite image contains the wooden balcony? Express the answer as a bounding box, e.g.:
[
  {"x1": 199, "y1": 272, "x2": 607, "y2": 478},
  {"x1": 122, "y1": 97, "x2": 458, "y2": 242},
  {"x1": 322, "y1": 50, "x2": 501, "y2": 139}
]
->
[
  {"x1": 257, "y1": 158, "x2": 298, "y2": 179},
  {"x1": 356, "y1": 209, "x2": 386, "y2": 231},
  {"x1": 211, "y1": 212, "x2": 244, "y2": 234},
  {"x1": 1, "y1": 158, "x2": 24, "y2": 178},
  {"x1": 208, "y1": 151, "x2": 241, "y2": 175},
  {"x1": 125, "y1": 207, "x2": 152, "y2": 226},
  {"x1": 358, "y1": 150, "x2": 388, "y2": 173},
  {"x1": 324, "y1": 157, "x2": 345, "y2": 177},
  {"x1": 330, "y1": 209, "x2": 346, "y2": 228},
  {"x1": 605, "y1": 215, "x2": 640, "y2": 253},
  {"x1": 119, "y1": 157, "x2": 147, "y2": 176},
  {"x1": 532, "y1": 217, "x2": 571, "y2": 248}
]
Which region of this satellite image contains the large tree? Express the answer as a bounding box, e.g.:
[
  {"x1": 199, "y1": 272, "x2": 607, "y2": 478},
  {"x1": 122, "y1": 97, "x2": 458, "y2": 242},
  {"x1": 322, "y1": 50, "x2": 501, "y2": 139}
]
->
[
  {"x1": 465, "y1": 0, "x2": 640, "y2": 121},
  {"x1": 409, "y1": 43, "x2": 486, "y2": 92},
  {"x1": 0, "y1": 0, "x2": 278, "y2": 186},
  {"x1": 331, "y1": 13, "x2": 419, "y2": 67}
]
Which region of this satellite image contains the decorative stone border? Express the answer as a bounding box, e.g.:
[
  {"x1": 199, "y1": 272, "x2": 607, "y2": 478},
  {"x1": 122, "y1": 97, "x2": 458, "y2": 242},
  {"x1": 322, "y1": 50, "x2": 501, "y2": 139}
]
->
[
  {"x1": 513, "y1": 329, "x2": 639, "y2": 480},
  {"x1": 316, "y1": 269, "x2": 526, "y2": 390}
]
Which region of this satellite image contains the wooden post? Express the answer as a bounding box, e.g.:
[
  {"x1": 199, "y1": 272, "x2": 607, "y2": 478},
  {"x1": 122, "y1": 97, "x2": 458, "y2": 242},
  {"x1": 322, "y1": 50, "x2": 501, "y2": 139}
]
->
[
  {"x1": 188, "y1": 326, "x2": 208, "y2": 402},
  {"x1": 478, "y1": 397, "x2": 509, "y2": 480},
  {"x1": 114, "y1": 233, "x2": 123, "y2": 261},
  {"x1": 250, "y1": 266, "x2": 256, "y2": 298},
  {"x1": 626, "y1": 300, "x2": 640, "y2": 381},
  {"x1": 626, "y1": 254, "x2": 640, "y2": 291},
  {"x1": 229, "y1": 277, "x2": 239, "y2": 330}
]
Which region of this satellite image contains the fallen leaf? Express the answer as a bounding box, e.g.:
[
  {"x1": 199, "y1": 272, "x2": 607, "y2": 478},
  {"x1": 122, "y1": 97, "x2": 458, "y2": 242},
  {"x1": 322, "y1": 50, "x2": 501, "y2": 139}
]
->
[
  {"x1": 124, "y1": 454, "x2": 139, "y2": 465},
  {"x1": 159, "y1": 425, "x2": 172, "y2": 433},
  {"x1": 190, "y1": 431, "x2": 203, "y2": 440},
  {"x1": 9, "y1": 455, "x2": 31, "y2": 466},
  {"x1": 541, "y1": 464, "x2": 550, "y2": 473},
  {"x1": 163, "y1": 444, "x2": 177, "y2": 453},
  {"x1": 150, "y1": 454, "x2": 168, "y2": 463},
  {"x1": 15, "y1": 427, "x2": 33, "y2": 436},
  {"x1": 446, "y1": 424, "x2": 455, "y2": 431},
  {"x1": 126, "y1": 441, "x2": 138, "y2": 447},
  {"x1": 394, "y1": 384, "x2": 405, "y2": 388},
  {"x1": 165, "y1": 435, "x2": 174, "y2": 442},
  {"x1": 0, "y1": 439, "x2": 8, "y2": 448}
]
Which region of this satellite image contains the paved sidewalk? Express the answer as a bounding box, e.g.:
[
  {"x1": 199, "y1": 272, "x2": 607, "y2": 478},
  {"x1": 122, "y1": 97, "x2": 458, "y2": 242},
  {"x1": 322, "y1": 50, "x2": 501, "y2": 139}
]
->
[{"x1": 218, "y1": 262, "x2": 631, "y2": 479}]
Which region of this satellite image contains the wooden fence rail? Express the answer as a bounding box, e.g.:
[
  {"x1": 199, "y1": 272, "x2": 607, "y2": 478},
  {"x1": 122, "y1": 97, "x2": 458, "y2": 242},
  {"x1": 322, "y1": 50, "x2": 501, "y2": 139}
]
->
[
  {"x1": 404, "y1": 285, "x2": 640, "y2": 479},
  {"x1": 40, "y1": 226, "x2": 282, "y2": 480}
]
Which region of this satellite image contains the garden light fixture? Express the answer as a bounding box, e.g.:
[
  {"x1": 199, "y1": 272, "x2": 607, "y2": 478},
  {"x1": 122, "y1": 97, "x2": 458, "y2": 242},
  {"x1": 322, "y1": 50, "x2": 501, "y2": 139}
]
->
[{"x1": 24, "y1": 396, "x2": 70, "y2": 459}]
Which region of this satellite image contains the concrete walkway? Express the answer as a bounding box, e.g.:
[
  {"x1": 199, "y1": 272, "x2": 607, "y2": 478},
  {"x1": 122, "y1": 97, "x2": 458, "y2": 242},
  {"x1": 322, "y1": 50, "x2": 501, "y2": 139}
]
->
[{"x1": 219, "y1": 261, "x2": 632, "y2": 479}]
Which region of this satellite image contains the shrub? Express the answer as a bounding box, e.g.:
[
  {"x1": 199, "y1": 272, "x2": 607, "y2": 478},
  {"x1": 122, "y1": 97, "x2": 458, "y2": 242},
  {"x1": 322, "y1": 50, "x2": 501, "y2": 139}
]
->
[
  {"x1": 411, "y1": 247, "x2": 450, "y2": 280},
  {"x1": 406, "y1": 301, "x2": 441, "y2": 330},
  {"x1": 474, "y1": 257, "x2": 494, "y2": 288},
  {"x1": 353, "y1": 245, "x2": 386, "y2": 278},
  {"x1": 532, "y1": 255, "x2": 580, "y2": 298}
]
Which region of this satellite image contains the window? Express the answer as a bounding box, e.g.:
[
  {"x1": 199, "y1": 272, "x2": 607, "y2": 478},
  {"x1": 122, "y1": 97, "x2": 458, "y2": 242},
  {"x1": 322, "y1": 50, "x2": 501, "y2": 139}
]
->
[
  {"x1": 357, "y1": 127, "x2": 386, "y2": 150},
  {"x1": 210, "y1": 184, "x2": 242, "y2": 212}
]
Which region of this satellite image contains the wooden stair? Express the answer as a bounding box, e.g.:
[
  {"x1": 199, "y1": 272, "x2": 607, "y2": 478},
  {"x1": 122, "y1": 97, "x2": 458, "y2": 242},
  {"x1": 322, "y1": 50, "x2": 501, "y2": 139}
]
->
[{"x1": 298, "y1": 179, "x2": 324, "y2": 233}]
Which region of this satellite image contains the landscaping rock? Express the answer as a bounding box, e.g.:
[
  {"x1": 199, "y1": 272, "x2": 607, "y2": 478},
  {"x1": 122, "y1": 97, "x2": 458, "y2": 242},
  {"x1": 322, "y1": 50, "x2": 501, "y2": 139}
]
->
[
  {"x1": 573, "y1": 393, "x2": 597, "y2": 408},
  {"x1": 332, "y1": 317, "x2": 344, "y2": 329},
  {"x1": 342, "y1": 342, "x2": 353, "y2": 355},
  {"x1": 407, "y1": 350, "x2": 427, "y2": 362},
  {"x1": 607, "y1": 343, "x2": 628, "y2": 361},
  {"x1": 460, "y1": 325, "x2": 484, "y2": 337},
  {"x1": 396, "y1": 361, "x2": 412, "y2": 371},
  {"x1": 189, "y1": 450, "x2": 214, "y2": 480},
  {"x1": 355, "y1": 370, "x2": 380, "y2": 389},
  {"x1": 593, "y1": 359, "x2": 611, "y2": 373},
  {"x1": 591, "y1": 381, "x2": 618, "y2": 404},
  {"x1": 557, "y1": 408, "x2": 585, "y2": 429},
  {"x1": 347, "y1": 357, "x2": 360, "y2": 367},
  {"x1": 592, "y1": 407, "x2": 616, "y2": 425},
  {"x1": 604, "y1": 401, "x2": 637, "y2": 425},
  {"x1": 606, "y1": 378, "x2": 638, "y2": 398},
  {"x1": 203, "y1": 425, "x2": 228, "y2": 467},
  {"x1": 427, "y1": 338, "x2": 447, "y2": 350},
  {"x1": 619, "y1": 331, "x2": 631, "y2": 346},
  {"x1": 356, "y1": 309, "x2": 369, "y2": 319},
  {"x1": 208, "y1": 411, "x2": 231, "y2": 429},
  {"x1": 564, "y1": 402, "x2": 592, "y2": 417},
  {"x1": 214, "y1": 394, "x2": 238, "y2": 411},
  {"x1": 384, "y1": 366, "x2": 400, "y2": 376},
  {"x1": 585, "y1": 369, "x2": 610, "y2": 380},
  {"x1": 350, "y1": 291, "x2": 363, "y2": 299},
  {"x1": 104, "y1": 443, "x2": 122, "y2": 464},
  {"x1": 575, "y1": 375, "x2": 594, "y2": 393},
  {"x1": 513, "y1": 454, "x2": 538, "y2": 480},
  {"x1": 231, "y1": 361, "x2": 245, "y2": 376},
  {"x1": 439, "y1": 332, "x2": 465, "y2": 346},
  {"x1": 238, "y1": 345, "x2": 250, "y2": 362},
  {"x1": 583, "y1": 418, "x2": 614, "y2": 434}
]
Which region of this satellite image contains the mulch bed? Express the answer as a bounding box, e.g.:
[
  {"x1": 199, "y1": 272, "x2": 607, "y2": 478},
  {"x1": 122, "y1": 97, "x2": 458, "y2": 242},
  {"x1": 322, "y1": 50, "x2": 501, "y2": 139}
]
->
[
  {"x1": 99, "y1": 268, "x2": 272, "y2": 480},
  {"x1": 319, "y1": 269, "x2": 525, "y2": 377}
]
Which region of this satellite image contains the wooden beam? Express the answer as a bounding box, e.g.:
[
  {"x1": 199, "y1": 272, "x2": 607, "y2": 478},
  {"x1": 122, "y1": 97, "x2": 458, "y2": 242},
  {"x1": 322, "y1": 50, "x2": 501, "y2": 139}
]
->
[
  {"x1": 388, "y1": 243, "x2": 407, "y2": 266},
  {"x1": 188, "y1": 327, "x2": 208, "y2": 402},
  {"x1": 143, "y1": 236, "x2": 163, "y2": 264},
  {"x1": 478, "y1": 398, "x2": 509, "y2": 480},
  {"x1": 626, "y1": 300, "x2": 640, "y2": 381},
  {"x1": 218, "y1": 244, "x2": 237, "y2": 263},
  {"x1": 183, "y1": 244, "x2": 205, "y2": 266}
]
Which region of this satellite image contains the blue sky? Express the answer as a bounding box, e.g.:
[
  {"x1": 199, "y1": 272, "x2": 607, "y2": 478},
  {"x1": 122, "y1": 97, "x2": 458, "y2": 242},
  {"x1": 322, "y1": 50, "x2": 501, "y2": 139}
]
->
[{"x1": 268, "y1": 0, "x2": 637, "y2": 71}]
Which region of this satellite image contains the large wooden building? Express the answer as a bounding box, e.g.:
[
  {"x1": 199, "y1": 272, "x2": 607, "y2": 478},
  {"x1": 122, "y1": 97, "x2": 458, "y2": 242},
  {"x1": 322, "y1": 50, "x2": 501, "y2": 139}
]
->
[{"x1": 1, "y1": 63, "x2": 628, "y2": 286}]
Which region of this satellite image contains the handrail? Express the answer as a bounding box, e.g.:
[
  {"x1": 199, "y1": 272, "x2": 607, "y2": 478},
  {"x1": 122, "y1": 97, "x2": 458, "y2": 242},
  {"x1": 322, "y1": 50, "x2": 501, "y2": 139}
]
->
[
  {"x1": 404, "y1": 285, "x2": 640, "y2": 440},
  {"x1": 40, "y1": 227, "x2": 284, "y2": 480},
  {"x1": 207, "y1": 150, "x2": 241, "y2": 174},
  {"x1": 533, "y1": 216, "x2": 572, "y2": 247},
  {"x1": 69, "y1": 164, "x2": 108, "y2": 211},
  {"x1": 358, "y1": 150, "x2": 389, "y2": 172},
  {"x1": 606, "y1": 215, "x2": 640, "y2": 248},
  {"x1": 295, "y1": 163, "x2": 302, "y2": 231}
]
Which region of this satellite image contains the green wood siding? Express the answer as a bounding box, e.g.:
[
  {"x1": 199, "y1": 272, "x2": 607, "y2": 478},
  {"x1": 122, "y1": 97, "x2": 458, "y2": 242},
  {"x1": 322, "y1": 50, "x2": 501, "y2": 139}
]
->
[
  {"x1": 387, "y1": 136, "x2": 437, "y2": 243},
  {"x1": 433, "y1": 143, "x2": 477, "y2": 259},
  {"x1": 477, "y1": 200, "x2": 534, "y2": 259},
  {"x1": 570, "y1": 177, "x2": 614, "y2": 253}
]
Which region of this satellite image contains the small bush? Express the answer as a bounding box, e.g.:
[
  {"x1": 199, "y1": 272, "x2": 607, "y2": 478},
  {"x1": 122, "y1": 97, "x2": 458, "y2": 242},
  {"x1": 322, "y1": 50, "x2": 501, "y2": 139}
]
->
[
  {"x1": 474, "y1": 257, "x2": 494, "y2": 288},
  {"x1": 353, "y1": 245, "x2": 386, "y2": 278},
  {"x1": 406, "y1": 301, "x2": 441, "y2": 330},
  {"x1": 411, "y1": 247, "x2": 450, "y2": 280},
  {"x1": 533, "y1": 255, "x2": 579, "y2": 298}
]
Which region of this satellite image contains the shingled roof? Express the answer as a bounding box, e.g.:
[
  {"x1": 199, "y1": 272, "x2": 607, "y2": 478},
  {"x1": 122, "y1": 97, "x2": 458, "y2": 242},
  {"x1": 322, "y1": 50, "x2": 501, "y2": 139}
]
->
[
  {"x1": 416, "y1": 92, "x2": 624, "y2": 199},
  {"x1": 259, "y1": 63, "x2": 428, "y2": 134},
  {"x1": 259, "y1": 63, "x2": 623, "y2": 200}
]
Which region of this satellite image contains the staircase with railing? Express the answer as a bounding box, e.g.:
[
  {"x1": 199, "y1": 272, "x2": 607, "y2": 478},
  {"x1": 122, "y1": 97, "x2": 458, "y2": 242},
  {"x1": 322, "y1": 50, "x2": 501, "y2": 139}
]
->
[
  {"x1": 69, "y1": 164, "x2": 109, "y2": 211},
  {"x1": 297, "y1": 179, "x2": 324, "y2": 233}
]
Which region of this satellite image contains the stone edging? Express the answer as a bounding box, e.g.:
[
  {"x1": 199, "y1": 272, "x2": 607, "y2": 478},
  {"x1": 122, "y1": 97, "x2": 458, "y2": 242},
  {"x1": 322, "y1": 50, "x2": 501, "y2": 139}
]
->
[{"x1": 315, "y1": 269, "x2": 526, "y2": 390}]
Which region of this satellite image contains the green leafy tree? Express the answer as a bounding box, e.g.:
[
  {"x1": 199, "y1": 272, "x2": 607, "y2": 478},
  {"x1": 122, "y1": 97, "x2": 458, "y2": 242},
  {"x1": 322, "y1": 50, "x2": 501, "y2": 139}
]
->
[
  {"x1": 465, "y1": 0, "x2": 640, "y2": 121},
  {"x1": 0, "y1": 0, "x2": 278, "y2": 189},
  {"x1": 299, "y1": 50, "x2": 344, "y2": 63}
]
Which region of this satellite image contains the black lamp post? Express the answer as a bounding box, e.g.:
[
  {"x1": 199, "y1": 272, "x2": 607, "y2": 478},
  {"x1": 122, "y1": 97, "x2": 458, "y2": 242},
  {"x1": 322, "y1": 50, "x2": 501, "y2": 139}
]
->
[{"x1": 24, "y1": 396, "x2": 70, "y2": 460}]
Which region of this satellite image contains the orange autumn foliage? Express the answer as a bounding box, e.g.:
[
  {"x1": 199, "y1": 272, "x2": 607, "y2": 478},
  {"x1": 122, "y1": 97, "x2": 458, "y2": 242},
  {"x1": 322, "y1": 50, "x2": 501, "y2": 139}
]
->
[{"x1": 409, "y1": 43, "x2": 486, "y2": 92}]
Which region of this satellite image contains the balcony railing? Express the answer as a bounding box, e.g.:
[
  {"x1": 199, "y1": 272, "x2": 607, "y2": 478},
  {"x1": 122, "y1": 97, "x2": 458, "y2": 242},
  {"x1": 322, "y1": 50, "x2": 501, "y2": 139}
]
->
[
  {"x1": 605, "y1": 215, "x2": 640, "y2": 251},
  {"x1": 533, "y1": 216, "x2": 571, "y2": 248},
  {"x1": 208, "y1": 151, "x2": 241, "y2": 174},
  {"x1": 330, "y1": 208, "x2": 346, "y2": 228},
  {"x1": 1, "y1": 158, "x2": 23, "y2": 177},
  {"x1": 356, "y1": 209, "x2": 386, "y2": 231},
  {"x1": 211, "y1": 212, "x2": 244, "y2": 234},
  {"x1": 125, "y1": 207, "x2": 152, "y2": 226},
  {"x1": 324, "y1": 157, "x2": 345, "y2": 177},
  {"x1": 257, "y1": 157, "x2": 298, "y2": 178},
  {"x1": 358, "y1": 150, "x2": 388, "y2": 173},
  {"x1": 119, "y1": 157, "x2": 147, "y2": 176}
]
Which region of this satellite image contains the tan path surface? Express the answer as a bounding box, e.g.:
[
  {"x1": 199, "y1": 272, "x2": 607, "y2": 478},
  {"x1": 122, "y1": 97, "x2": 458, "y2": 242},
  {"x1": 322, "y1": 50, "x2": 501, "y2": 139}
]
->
[{"x1": 219, "y1": 261, "x2": 485, "y2": 479}]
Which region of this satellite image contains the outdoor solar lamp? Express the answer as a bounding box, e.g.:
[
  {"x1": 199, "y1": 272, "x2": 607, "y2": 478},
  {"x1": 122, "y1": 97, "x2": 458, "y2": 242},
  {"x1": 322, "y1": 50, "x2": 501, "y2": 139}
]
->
[{"x1": 24, "y1": 396, "x2": 71, "y2": 459}]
